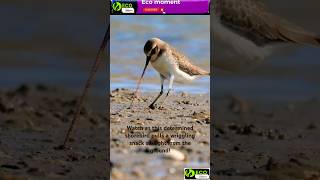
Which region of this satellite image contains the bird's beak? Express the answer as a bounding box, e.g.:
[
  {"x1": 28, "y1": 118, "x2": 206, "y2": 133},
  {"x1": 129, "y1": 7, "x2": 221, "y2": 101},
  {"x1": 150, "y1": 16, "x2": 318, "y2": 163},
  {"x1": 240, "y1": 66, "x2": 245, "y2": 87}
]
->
[
  {"x1": 134, "y1": 56, "x2": 151, "y2": 95},
  {"x1": 140, "y1": 56, "x2": 151, "y2": 81}
]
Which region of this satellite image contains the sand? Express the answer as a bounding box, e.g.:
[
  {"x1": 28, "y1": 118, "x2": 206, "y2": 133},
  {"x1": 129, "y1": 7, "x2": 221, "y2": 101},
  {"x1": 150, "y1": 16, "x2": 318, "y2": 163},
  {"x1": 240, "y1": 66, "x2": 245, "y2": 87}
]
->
[
  {"x1": 0, "y1": 85, "x2": 108, "y2": 179},
  {"x1": 213, "y1": 96, "x2": 320, "y2": 180},
  {"x1": 0, "y1": 85, "x2": 210, "y2": 180},
  {"x1": 110, "y1": 88, "x2": 210, "y2": 180},
  {"x1": 2, "y1": 85, "x2": 320, "y2": 180}
]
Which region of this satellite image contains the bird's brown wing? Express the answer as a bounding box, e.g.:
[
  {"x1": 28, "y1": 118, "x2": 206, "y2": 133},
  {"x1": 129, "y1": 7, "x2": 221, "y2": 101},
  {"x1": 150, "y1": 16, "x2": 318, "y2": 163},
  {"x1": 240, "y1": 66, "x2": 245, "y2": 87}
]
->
[
  {"x1": 170, "y1": 46, "x2": 209, "y2": 76},
  {"x1": 218, "y1": 0, "x2": 320, "y2": 46}
]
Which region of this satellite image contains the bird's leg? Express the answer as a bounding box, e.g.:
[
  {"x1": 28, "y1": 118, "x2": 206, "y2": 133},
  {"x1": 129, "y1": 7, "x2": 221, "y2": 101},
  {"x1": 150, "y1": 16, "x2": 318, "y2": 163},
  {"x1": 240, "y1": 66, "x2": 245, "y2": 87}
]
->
[
  {"x1": 158, "y1": 75, "x2": 174, "y2": 109},
  {"x1": 149, "y1": 75, "x2": 165, "y2": 109}
]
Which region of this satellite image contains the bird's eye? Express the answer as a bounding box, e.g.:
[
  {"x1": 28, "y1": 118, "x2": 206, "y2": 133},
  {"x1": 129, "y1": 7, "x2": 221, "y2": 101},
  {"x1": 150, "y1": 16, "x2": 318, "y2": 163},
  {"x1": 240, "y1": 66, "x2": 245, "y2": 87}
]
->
[{"x1": 151, "y1": 47, "x2": 156, "y2": 54}]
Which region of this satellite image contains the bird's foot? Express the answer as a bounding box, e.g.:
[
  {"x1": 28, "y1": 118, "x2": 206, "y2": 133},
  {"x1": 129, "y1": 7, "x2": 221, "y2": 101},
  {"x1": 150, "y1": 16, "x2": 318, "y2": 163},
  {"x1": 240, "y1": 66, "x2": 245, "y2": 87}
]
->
[
  {"x1": 149, "y1": 103, "x2": 166, "y2": 110},
  {"x1": 149, "y1": 104, "x2": 156, "y2": 109}
]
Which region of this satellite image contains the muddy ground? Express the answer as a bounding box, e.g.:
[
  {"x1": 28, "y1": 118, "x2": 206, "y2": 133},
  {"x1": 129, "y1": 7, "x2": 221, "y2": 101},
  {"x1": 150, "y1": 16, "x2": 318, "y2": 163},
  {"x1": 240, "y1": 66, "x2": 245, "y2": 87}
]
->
[
  {"x1": 0, "y1": 85, "x2": 210, "y2": 180},
  {"x1": 213, "y1": 96, "x2": 320, "y2": 180},
  {"x1": 1, "y1": 85, "x2": 320, "y2": 180},
  {"x1": 110, "y1": 88, "x2": 210, "y2": 180},
  {"x1": 0, "y1": 85, "x2": 108, "y2": 179}
]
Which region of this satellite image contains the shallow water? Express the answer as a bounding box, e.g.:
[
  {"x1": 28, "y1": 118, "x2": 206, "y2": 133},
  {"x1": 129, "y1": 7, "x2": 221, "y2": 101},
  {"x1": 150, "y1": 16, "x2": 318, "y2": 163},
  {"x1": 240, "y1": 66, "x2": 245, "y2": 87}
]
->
[
  {"x1": 110, "y1": 15, "x2": 210, "y2": 94},
  {"x1": 215, "y1": 47, "x2": 320, "y2": 102},
  {"x1": 0, "y1": 0, "x2": 107, "y2": 94},
  {"x1": 1, "y1": 1, "x2": 320, "y2": 101}
]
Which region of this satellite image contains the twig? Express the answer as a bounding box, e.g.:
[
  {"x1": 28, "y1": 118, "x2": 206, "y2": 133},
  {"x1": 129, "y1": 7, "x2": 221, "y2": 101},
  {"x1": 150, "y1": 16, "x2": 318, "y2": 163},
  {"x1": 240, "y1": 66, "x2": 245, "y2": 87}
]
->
[{"x1": 61, "y1": 25, "x2": 110, "y2": 147}]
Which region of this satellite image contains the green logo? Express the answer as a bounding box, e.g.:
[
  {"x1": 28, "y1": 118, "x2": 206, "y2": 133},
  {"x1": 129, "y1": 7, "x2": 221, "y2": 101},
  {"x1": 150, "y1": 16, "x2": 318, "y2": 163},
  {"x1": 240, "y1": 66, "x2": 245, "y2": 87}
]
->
[
  {"x1": 112, "y1": 2, "x2": 122, "y2": 11},
  {"x1": 184, "y1": 168, "x2": 210, "y2": 179},
  {"x1": 185, "y1": 168, "x2": 196, "y2": 177}
]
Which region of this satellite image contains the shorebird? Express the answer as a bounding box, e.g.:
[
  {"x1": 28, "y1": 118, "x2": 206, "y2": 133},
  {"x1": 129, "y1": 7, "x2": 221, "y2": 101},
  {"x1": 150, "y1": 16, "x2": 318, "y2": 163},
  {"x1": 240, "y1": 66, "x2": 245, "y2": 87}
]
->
[
  {"x1": 135, "y1": 38, "x2": 209, "y2": 109},
  {"x1": 213, "y1": 0, "x2": 320, "y2": 71}
]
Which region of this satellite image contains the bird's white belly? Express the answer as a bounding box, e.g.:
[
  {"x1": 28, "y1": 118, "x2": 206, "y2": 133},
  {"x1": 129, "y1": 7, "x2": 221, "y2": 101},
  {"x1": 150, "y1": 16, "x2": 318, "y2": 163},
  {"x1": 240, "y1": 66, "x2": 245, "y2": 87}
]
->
[
  {"x1": 151, "y1": 54, "x2": 194, "y2": 83},
  {"x1": 151, "y1": 54, "x2": 174, "y2": 78},
  {"x1": 212, "y1": 15, "x2": 273, "y2": 71}
]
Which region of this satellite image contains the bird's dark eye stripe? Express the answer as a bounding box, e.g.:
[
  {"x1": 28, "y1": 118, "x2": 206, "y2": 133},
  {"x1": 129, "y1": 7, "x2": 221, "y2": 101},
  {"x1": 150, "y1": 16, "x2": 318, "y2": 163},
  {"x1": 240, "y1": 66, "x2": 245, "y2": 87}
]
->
[
  {"x1": 144, "y1": 41, "x2": 153, "y2": 53},
  {"x1": 151, "y1": 48, "x2": 156, "y2": 54}
]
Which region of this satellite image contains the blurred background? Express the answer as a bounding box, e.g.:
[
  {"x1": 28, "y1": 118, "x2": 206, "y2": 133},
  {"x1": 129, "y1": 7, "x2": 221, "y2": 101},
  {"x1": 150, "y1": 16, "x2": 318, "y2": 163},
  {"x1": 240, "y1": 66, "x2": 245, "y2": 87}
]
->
[
  {"x1": 0, "y1": 0, "x2": 107, "y2": 94},
  {"x1": 213, "y1": 1, "x2": 320, "y2": 179},
  {"x1": 214, "y1": 0, "x2": 320, "y2": 102},
  {"x1": 110, "y1": 15, "x2": 210, "y2": 94},
  {"x1": 0, "y1": 1, "x2": 109, "y2": 179}
]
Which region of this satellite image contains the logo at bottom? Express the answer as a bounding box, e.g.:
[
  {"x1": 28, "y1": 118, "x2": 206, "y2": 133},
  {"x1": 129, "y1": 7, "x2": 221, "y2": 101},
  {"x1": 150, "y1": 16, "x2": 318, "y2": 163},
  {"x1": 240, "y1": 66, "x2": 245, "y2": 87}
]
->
[{"x1": 184, "y1": 168, "x2": 210, "y2": 179}]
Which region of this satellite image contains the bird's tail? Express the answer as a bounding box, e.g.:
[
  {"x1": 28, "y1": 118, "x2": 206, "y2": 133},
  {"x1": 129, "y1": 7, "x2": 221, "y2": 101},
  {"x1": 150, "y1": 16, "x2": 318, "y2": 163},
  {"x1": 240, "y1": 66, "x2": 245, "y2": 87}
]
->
[
  {"x1": 278, "y1": 19, "x2": 320, "y2": 47},
  {"x1": 200, "y1": 69, "x2": 210, "y2": 76}
]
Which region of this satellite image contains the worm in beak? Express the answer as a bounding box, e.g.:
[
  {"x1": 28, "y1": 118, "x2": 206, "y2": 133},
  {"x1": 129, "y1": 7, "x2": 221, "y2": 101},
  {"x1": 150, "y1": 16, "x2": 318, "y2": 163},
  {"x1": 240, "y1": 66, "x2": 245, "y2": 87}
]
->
[{"x1": 133, "y1": 56, "x2": 151, "y2": 96}]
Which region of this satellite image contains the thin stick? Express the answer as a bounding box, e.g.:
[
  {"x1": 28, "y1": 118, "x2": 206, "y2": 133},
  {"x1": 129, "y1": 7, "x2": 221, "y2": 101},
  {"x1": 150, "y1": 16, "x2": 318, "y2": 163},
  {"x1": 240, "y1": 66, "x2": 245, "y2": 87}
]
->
[{"x1": 62, "y1": 25, "x2": 110, "y2": 147}]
